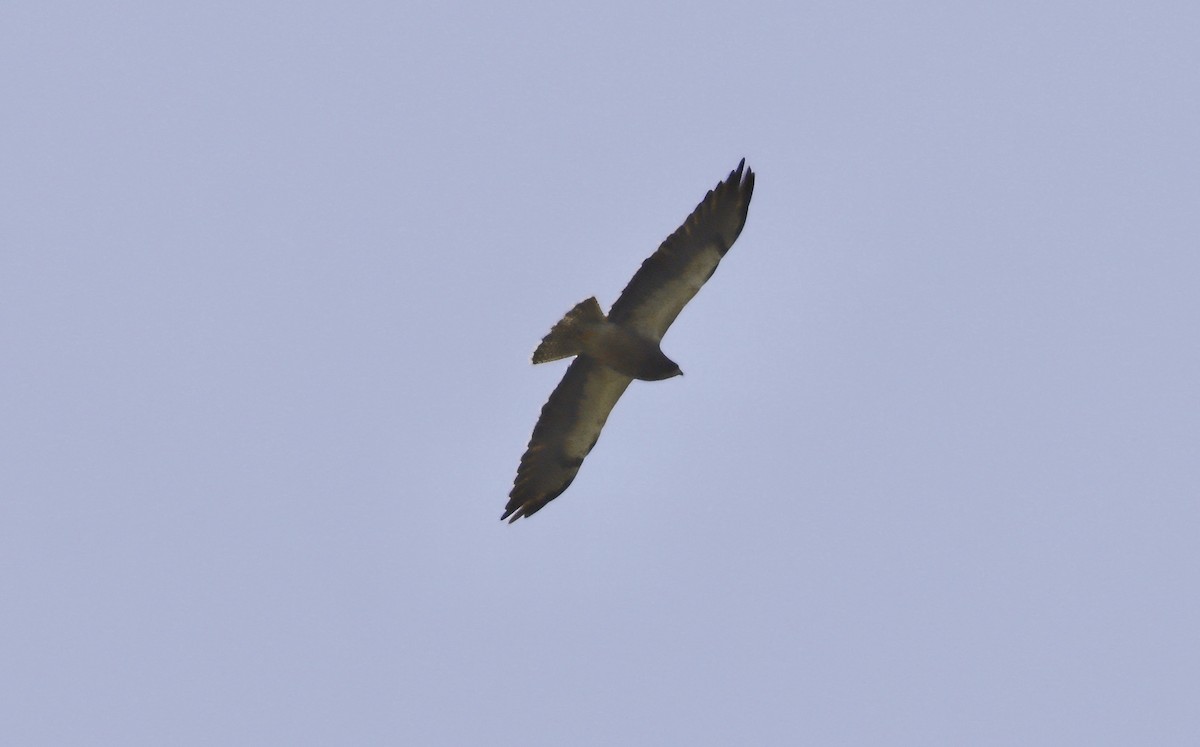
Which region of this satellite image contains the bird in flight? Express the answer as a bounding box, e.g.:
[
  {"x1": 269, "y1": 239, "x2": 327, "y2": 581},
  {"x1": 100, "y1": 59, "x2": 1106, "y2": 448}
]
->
[{"x1": 503, "y1": 160, "x2": 756, "y2": 522}]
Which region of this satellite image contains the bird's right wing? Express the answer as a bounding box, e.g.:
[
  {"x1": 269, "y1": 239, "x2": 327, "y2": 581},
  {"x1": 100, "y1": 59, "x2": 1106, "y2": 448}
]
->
[{"x1": 503, "y1": 356, "x2": 633, "y2": 522}]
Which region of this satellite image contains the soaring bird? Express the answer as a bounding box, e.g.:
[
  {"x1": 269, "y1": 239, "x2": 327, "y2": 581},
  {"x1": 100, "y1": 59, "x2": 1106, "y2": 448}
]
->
[{"x1": 504, "y1": 160, "x2": 755, "y2": 522}]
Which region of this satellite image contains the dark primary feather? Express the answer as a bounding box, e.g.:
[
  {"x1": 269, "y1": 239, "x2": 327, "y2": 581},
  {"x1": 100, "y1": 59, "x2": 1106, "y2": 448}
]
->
[{"x1": 607, "y1": 159, "x2": 755, "y2": 341}]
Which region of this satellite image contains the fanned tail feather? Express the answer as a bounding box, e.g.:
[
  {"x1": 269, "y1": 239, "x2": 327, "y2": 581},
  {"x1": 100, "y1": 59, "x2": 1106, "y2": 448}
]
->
[{"x1": 531, "y1": 297, "x2": 605, "y2": 364}]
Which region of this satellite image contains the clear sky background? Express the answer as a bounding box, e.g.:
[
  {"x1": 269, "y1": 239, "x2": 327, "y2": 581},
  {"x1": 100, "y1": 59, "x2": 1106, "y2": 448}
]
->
[{"x1": 3, "y1": 1, "x2": 1198, "y2": 744}]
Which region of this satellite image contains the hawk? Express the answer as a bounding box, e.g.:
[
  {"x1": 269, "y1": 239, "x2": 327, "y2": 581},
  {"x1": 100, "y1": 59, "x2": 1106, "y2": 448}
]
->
[{"x1": 504, "y1": 160, "x2": 755, "y2": 522}]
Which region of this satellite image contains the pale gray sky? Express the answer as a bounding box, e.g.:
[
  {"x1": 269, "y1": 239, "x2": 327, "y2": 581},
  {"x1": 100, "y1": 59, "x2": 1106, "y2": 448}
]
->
[{"x1": 3, "y1": 1, "x2": 1198, "y2": 744}]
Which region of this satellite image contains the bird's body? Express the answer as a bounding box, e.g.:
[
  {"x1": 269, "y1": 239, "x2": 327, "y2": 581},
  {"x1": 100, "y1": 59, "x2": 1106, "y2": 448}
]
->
[
  {"x1": 504, "y1": 160, "x2": 755, "y2": 522},
  {"x1": 536, "y1": 297, "x2": 682, "y2": 381},
  {"x1": 581, "y1": 323, "x2": 681, "y2": 380}
]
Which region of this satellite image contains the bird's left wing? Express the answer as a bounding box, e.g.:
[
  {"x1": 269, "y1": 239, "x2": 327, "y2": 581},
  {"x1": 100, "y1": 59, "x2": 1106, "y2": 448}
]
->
[
  {"x1": 606, "y1": 160, "x2": 755, "y2": 342},
  {"x1": 503, "y1": 356, "x2": 633, "y2": 522}
]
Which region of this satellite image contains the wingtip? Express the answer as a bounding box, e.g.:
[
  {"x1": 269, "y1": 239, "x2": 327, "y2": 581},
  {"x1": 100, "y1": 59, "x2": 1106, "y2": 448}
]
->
[
  {"x1": 501, "y1": 500, "x2": 530, "y2": 523},
  {"x1": 730, "y1": 158, "x2": 753, "y2": 189}
]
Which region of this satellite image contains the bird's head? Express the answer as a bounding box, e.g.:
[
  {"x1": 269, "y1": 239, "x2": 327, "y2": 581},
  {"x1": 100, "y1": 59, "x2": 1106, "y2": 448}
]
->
[{"x1": 642, "y1": 355, "x2": 683, "y2": 381}]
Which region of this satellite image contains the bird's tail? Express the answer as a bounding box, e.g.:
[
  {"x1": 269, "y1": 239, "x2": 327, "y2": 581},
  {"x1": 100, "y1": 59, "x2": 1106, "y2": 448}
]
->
[{"x1": 532, "y1": 297, "x2": 605, "y2": 364}]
